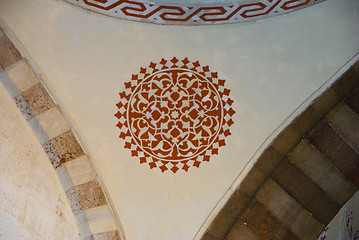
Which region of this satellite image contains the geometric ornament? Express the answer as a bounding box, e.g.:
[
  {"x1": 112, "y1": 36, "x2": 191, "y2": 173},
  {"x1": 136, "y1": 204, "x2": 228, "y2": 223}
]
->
[
  {"x1": 115, "y1": 57, "x2": 235, "y2": 173},
  {"x1": 65, "y1": 0, "x2": 325, "y2": 25}
]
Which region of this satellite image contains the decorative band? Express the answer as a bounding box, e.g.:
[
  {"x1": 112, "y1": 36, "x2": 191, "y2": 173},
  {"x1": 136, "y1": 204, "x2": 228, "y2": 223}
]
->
[{"x1": 65, "y1": 0, "x2": 325, "y2": 25}]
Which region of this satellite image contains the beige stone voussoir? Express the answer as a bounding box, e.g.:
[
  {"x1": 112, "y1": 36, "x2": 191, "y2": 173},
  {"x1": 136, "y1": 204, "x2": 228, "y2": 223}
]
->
[
  {"x1": 64, "y1": 155, "x2": 97, "y2": 186},
  {"x1": 6, "y1": 59, "x2": 40, "y2": 92}
]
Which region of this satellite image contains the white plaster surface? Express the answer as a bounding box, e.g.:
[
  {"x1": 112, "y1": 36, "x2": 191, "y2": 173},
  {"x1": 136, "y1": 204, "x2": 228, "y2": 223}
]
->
[
  {"x1": 317, "y1": 191, "x2": 359, "y2": 240},
  {"x1": 0, "y1": 0, "x2": 358, "y2": 239},
  {"x1": 0, "y1": 83, "x2": 80, "y2": 239}
]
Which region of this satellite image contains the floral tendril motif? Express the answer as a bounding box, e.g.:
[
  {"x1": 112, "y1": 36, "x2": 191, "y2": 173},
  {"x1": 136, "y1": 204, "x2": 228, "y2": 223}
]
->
[{"x1": 115, "y1": 57, "x2": 235, "y2": 173}]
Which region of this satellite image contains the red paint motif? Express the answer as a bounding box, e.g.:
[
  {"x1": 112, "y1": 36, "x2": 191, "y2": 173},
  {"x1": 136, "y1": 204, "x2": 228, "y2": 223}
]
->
[
  {"x1": 346, "y1": 211, "x2": 359, "y2": 240},
  {"x1": 115, "y1": 58, "x2": 235, "y2": 173},
  {"x1": 64, "y1": 0, "x2": 325, "y2": 25},
  {"x1": 316, "y1": 225, "x2": 329, "y2": 240},
  {"x1": 317, "y1": 211, "x2": 359, "y2": 240}
]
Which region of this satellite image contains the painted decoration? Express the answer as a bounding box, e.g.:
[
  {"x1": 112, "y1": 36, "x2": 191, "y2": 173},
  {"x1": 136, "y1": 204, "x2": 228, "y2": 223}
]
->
[
  {"x1": 64, "y1": 0, "x2": 326, "y2": 25},
  {"x1": 344, "y1": 211, "x2": 359, "y2": 240},
  {"x1": 316, "y1": 225, "x2": 329, "y2": 240},
  {"x1": 317, "y1": 191, "x2": 359, "y2": 240},
  {"x1": 115, "y1": 57, "x2": 235, "y2": 173}
]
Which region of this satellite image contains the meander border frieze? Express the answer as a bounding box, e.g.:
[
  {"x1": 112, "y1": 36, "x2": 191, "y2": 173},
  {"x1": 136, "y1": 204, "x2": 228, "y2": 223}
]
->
[{"x1": 64, "y1": 0, "x2": 326, "y2": 25}]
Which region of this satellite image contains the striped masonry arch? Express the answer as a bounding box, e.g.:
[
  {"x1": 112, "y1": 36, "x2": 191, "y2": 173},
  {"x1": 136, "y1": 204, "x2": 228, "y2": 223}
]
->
[
  {"x1": 0, "y1": 26, "x2": 125, "y2": 240},
  {"x1": 1, "y1": 21, "x2": 359, "y2": 240},
  {"x1": 201, "y1": 59, "x2": 359, "y2": 240}
]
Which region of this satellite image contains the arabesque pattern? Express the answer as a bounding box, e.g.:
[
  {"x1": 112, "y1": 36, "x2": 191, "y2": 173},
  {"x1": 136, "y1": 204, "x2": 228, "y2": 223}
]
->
[
  {"x1": 115, "y1": 58, "x2": 235, "y2": 173},
  {"x1": 65, "y1": 0, "x2": 325, "y2": 25}
]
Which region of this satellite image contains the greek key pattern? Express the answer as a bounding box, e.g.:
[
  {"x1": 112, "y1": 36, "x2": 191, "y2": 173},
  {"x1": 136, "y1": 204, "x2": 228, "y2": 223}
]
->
[
  {"x1": 115, "y1": 58, "x2": 235, "y2": 173},
  {"x1": 65, "y1": 0, "x2": 324, "y2": 25}
]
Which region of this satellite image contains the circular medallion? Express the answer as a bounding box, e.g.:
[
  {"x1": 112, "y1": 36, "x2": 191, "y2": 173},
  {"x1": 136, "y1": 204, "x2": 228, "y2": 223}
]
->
[{"x1": 115, "y1": 58, "x2": 235, "y2": 173}]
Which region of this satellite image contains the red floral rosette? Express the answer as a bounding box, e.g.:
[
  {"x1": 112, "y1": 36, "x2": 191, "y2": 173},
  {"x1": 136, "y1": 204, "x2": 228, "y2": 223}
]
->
[{"x1": 115, "y1": 57, "x2": 235, "y2": 173}]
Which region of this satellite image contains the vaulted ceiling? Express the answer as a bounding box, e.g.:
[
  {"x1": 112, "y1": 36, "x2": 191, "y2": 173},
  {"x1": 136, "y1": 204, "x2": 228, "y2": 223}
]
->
[{"x1": 0, "y1": 0, "x2": 359, "y2": 239}]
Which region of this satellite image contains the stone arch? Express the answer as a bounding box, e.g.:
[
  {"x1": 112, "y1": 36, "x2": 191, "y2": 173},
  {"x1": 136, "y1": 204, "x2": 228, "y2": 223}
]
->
[
  {"x1": 2, "y1": 18, "x2": 359, "y2": 240},
  {"x1": 201, "y1": 60, "x2": 359, "y2": 240},
  {"x1": 0, "y1": 26, "x2": 125, "y2": 240}
]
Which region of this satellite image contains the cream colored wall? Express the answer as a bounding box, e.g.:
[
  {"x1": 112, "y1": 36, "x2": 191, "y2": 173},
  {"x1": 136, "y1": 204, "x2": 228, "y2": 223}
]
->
[
  {"x1": 341, "y1": 191, "x2": 359, "y2": 240},
  {"x1": 0, "y1": 83, "x2": 80, "y2": 239},
  {"x1": 316, "y1": 191, "x2": 359, "y2": 240},
  {"x1": 0, "y1": 0, "x2": 358, "y2": 239}
]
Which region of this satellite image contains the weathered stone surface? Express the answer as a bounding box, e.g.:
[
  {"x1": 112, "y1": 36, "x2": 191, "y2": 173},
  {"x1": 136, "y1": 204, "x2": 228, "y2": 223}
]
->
[
  {"x1": 202, "y1": 60, "x2": 359, "y2": 240},
  {"x1": 55, "y1": 165, "x2": 74, "y2": 192},
  {"x1": 255, "y1": 145, "x2": 284, "y2": 175},
  {"x1": 0, "y1": 69, "x2": 21, "y2": 98},
  {"x1": 291, "y1": 106, "x2": 322, "y2": 136},
  {"x1": 37, "y1": 107, "x2": 70, "y2": 140},
  {"x1": 312, "y1": 88, "x2": 340, "y2": 116},
  {"x1": 85, "y1": 231, "x2": 121, "y2": 240},
  {"x1": 0, "y1": 27, "x2": 114, "y2": 239},
  {"x1": 223, "y1": 190, "x2": 251, "y2": 217},
  {"x1": 75, "y1": 179, "x2": 107, "y2": 210},
  {"x1": 332, "y1": 68, "x2": 359, "y2": 98},
  {"x1": 6, "y1": 59, "x2": 39, "y2": 92},
  {"x1": 85, "y1": 206, "x2": 118, "y2": 236},
  {"x1": 346, "y1": 87, "x2": 359, "y2": 117},
  {"x1": 353, "y1": 60, "x2": 359, "y2": 76},
  {"x1": 239, "y1": 166, "x2": 267, "y2": 196},
  {"x1": 13, "y1": 93, "x2": 35, "y2": 121},
  {"x1": 227, "y1": 220, "x2": 261, "y2": 240},
  {"x1": 255, "y1": 179, "x2": 302, "y2": 228},
  {"x1": 240, "y1": 199, "x2": 299, "y2": 240},
  {"x1": 64, "y1": 155, "x2": 97, "y2": 186},
  {"x1": 28, "y1": 116, "x2": 51, "y2": 144},
  {"x1": 50, "y1": 130, "x2": 85, "y2": 165},
  {"x1": 75, "y1": 211, "x2": 92, "y2": 237},
  {"x1": 272, "y1": 159, "x2": 340, "y2": 224},
  {"x1": 271, "y1": 125, "x2": 301, "y2": 155},
  {"x1": 206, "y1": 208, "x2": 237, "y2": 239},
  {"x1": 0, "y1": 35, "x2": 22, "y2": 69},
  {"x1": 22, "y1": 82, "x2": 55, "y2": 116},
  {"x1": 290, "y1": 139, "x2": 357, "y2": 205},
  {"x1": 0, "y1": 84, "x2": 80, "y2": 239},
  {"x1": 200, "y1": 233, "x2": 222, "y2": 240},
  {"x1": 255, "y1": 178, "x2": 323, "y2": 240},
  {"x1": 290, "y1": 209, "x2": 324, "y2": 240},
  {"x1": 66, "y1": 187, "x2": 84, "y2": 215},
  {"x1": 327, "y1": 103, "x2": 359, "y2": 152},
  {"x1": 308, "y1": 121, "x2": 359, "y2": 187},
  {"x1": 42, "y1": 140, "x2": 61, "y2": 168}
]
